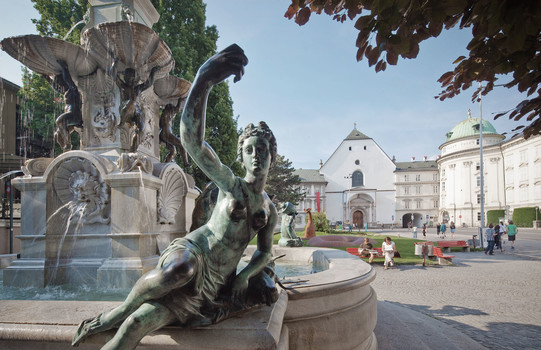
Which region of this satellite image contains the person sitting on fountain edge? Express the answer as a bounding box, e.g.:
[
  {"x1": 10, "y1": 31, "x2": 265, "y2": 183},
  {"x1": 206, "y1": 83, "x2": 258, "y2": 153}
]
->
[{"x1": 72, "y1": 44, "x2": 280, "y2": 350}]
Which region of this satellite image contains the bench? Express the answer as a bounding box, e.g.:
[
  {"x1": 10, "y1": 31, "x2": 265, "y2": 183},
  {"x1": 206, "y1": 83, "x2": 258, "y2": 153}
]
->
[
  {"x1": 433, "y1": 247, "x2": 454, "y2": 265},
  {"x1": 346, "y1": 247, "x2": 400, "y2": 259},
  {"x1": 436, "y1": 240, "x2": 470, "y2": 253}
]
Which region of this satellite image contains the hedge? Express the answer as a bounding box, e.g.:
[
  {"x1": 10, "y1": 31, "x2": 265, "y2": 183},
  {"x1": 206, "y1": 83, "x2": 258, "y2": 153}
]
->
[
  {"x1": 487, "y1": 210, "x2": 505, "y2": 225},
  {"x1": 512, "y1": 207, "x2": 540, "y2": 227}
]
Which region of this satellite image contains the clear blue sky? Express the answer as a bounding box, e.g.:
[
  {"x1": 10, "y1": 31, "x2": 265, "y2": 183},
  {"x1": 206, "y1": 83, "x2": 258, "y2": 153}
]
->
[{"x1": 0, "y1": 0, "x2": 526, "y2": 169}]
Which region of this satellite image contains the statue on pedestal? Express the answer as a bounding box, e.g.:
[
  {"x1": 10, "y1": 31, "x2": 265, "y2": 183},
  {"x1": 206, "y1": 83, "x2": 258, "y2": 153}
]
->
[{"x1": 278, "y1": 202, "x2": 304, "y2": 247}]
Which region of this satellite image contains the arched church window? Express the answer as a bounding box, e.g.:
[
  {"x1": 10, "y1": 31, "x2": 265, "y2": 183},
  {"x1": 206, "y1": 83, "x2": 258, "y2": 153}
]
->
[{"x1": 352, "y1": 171, "x2": 363, "y2": 187}]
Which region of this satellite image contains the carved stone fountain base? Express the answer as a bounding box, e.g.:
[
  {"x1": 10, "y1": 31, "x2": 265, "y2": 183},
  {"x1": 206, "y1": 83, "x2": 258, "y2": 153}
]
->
[{"x1": 5, "y1": 151, "x2": 198, "y2": 289}]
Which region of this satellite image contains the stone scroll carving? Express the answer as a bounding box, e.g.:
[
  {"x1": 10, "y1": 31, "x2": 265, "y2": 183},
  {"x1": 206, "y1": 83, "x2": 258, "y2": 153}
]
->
[
  {"x1": 118, "y1": 153, "x2": 154, "y2": 173},
  {"x1": 22, "y1": 158, "x2": 54, "y2": 176}
]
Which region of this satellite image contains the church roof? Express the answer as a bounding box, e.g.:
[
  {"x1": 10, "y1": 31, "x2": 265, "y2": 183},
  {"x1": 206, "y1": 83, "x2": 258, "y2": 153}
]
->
[
  {"x1": 294, "y1": 169, "x2": 327, "y2": 183},
  {"x1": 345, "y1": 128, "x2": 371, "y2": 140},
  {"x1": 445, "y1": 115, "x2": 499, "y2": 142}
]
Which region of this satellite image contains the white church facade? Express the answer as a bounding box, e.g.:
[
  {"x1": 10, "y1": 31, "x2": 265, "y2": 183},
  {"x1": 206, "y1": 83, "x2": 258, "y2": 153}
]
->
[{"x1": 294, "y1": 115, "x2": 541, "y2": 228}]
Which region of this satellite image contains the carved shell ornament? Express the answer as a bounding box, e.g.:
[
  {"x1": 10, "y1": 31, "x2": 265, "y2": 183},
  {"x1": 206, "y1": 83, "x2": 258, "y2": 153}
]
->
[
  {"x1": 157, "y1": 167, "x2": 187, "y2": 224},
  {"x1": 82, "y1": 21, "x2": 174, "y2": 82},
  {"x1": 53, "y1": 157, "x2": 110, "y2": 224}
]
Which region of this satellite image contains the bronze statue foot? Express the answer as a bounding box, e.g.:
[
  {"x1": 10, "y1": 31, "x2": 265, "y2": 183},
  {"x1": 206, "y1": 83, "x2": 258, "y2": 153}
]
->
[{"x1": 71, "y1": 312, "x2": 108, "y2": 346}]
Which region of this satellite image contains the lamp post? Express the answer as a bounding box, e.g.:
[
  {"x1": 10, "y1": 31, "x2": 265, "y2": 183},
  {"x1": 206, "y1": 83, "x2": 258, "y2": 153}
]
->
[
  {"x1": 1, "y1": 170, "x2": 24, "y2": 254},
  {"x1": 478, "y1": 92, "x2": 485, "y2": 249},
  {"x1": 344, "y1": 174, "x2": 352, "y2": 229}
]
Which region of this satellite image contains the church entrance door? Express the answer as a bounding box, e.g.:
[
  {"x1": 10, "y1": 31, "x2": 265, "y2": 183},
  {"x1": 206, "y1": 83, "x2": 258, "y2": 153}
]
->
[{"x1": 353, "y1": 210, "x2": 363, "y2": 228}]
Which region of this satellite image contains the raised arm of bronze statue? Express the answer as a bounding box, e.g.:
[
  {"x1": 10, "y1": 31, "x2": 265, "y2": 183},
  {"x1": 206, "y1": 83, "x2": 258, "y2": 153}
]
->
[{"x1": 180, "y1": 44, "x2": 248, "y2": 189}]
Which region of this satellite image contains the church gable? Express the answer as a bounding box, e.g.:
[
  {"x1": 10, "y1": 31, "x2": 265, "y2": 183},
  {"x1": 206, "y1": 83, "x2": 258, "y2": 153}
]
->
[{"x1": 320, "y1": 128, "x2": 395, "y2": 191}]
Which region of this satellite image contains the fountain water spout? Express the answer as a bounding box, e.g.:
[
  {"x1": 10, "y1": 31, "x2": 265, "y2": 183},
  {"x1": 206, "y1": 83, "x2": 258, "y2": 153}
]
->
[{"x1": 63, "y1": 19, "x2": 86, "y2": 40}]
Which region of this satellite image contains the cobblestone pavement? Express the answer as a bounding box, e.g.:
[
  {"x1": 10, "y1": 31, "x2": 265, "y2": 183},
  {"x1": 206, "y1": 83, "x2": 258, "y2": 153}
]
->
[{"x1": 370, "y1": 231, "x2": 541, "y2": 350}]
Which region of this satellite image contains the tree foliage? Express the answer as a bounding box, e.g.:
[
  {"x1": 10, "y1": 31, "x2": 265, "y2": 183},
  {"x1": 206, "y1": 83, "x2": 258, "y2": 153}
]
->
[
  {"x1": 312, "y1": 211, "x2": 331, "y2": 233},
  {"x1": 150, "y1": 0, "x2": 241, "y2": 189},
  {"x1": 18, "y1": 67, "x2": 62, "y2": 157},
  {"x1": 285, "y1": 0, "x2": 541, "y2": 138},
  {"x1": 265, "y1": 154, "x2": 305, "y2": 205}
]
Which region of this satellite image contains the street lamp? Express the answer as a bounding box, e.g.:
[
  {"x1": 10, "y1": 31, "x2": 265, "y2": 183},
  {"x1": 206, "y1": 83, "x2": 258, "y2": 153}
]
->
[
  {"x1": 1, "y1": 170, "x2": 24, "y2": 254},
  {"x1": 344, "y1": 174, "x2": 352, "y2": 229}
]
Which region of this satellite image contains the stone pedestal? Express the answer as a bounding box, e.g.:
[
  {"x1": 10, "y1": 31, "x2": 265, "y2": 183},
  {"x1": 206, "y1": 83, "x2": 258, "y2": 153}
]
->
[
  {"x1": 84, "y1": 0, "x2": 160, "y2": 31},
  {"x1": 0, "y1": 291, "x2": 289, "y2": 350}
]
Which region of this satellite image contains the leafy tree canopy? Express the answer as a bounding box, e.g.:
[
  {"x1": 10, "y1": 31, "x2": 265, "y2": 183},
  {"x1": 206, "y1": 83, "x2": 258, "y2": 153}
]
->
[
  {"x1": 285, "y1": 0, "x2": 541, "y2": 138},
  {"x1": 150, "y1": 0, "x2": 241, "y2": 188},
  {"x1": 265, "y1": 154, "x2": 305, "y2": 206}
]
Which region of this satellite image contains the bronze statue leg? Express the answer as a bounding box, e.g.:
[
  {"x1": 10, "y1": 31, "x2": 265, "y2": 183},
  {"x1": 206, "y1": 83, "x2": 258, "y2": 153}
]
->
[
  {"x1": 164, "y1": 141, "x2": 177, "y2": 163},
  {"x1": 72, "y1": 250, "x2": 197, "y2": 346},
  {"x1": 101, "y1": 301, "x2": 176, "y2": 350},
  {"x1": 161, "y1": 129, "x2": 189, "y2": 164},
  {"x1": 55, "y1": 113, "x2": 71, "y2": 151}
]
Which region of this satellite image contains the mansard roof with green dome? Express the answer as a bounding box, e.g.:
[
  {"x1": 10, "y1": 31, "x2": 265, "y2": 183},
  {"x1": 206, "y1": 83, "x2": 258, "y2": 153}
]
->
[{"x1": 445, "y1": 113, "x2": 500, "y2": 142}]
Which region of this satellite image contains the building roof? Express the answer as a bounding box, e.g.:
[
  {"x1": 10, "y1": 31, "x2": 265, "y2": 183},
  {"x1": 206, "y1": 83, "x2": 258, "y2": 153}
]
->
[
  {"x1": 345, "y1": 128, "x2": 371, "y2": 141},
  {"x1": 294, "y1": 169, "x2": 327, "y2": 183},
  {"x1": 394, "y1": 160, "x2": 438, "y2": 172},
  {"x1": 0, "y1": 77, "x2": 21, "y2": 92},
  {"x1": 445, "y1": 115, "x2": 499, "y2": 142}
]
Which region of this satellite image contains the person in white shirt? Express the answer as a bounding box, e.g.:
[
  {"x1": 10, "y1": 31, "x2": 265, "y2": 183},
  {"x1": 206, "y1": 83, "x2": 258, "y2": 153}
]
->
[{"x1": 382, "y1": 236, "x2": 396, "y2": 270}]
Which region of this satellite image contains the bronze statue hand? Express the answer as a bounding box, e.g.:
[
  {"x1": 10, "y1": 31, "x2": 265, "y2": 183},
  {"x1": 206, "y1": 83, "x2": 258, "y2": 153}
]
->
[
  {"x1": 196, "y1": 44, "x2": 248, "y2": 86},
  {"x1": 231, "y1": 274, "x2": 249, "y2": 302}
]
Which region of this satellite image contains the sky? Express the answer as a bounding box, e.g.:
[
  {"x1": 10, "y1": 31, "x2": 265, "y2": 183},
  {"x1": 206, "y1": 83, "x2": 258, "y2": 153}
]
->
[{"x1": 0, "y1": 0, "x2": 527, "y2": 169}]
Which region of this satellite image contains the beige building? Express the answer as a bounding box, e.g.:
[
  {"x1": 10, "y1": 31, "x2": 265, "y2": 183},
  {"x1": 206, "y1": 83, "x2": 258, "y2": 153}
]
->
[
  {"x1": 394, "y1": 159, "x2": 439, "y2": 228},
  {"x1": 293, "y1": 168, "x2": 328, "y2": 227}
]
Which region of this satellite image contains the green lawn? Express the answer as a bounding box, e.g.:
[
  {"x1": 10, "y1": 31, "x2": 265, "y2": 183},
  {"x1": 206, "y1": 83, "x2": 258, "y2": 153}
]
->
[{"x1": 250, "y1": 231, "x2": 443, "y2": 265}]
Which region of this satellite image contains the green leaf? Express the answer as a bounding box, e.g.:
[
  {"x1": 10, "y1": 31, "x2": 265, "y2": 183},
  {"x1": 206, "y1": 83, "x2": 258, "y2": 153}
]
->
[{"x1": 453, "y1": 56, "x2": 466, "y2": 64}]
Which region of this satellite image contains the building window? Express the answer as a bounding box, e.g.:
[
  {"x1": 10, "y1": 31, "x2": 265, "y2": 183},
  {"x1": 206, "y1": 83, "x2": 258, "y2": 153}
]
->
[
  {"x1": 364, "y1": 146, "x2": 367, "y2": 150},
  {"x1": 520, "y1": 150, "x2": 527, "y2": 162},
  {"x1": 352, "y1": 171, "x2": 364, "y2": 187},
  {"x1": 404, "y1": 175, "x2": 409, "y2": 182},
  {"x1": 404, "y1": 187, "x2": 409, "y2": 195},
  {"x1": 404, "y1": 201, "x2": 410, "y2": 209},
  {"x1": 476, "y1": 139, "x2": 480, "y2": 145},
  {"x1": 442, "y1": 182, "x2": 446, "y2": 191},
  {"x1": 476, "y1": 162, "x2": 480, "y2": 170},
  {"x1": 477, "y1": 194, "x2": 481, "y2": 204},
  {"x1": 416, "y1": 201, "x2": 421, "y2": 209},
  {"x1": 416, "y1": 186, "x2": 421, "y2": 194},
  {"x1": 433, "y1": 185, "x2": 438, "y2": 193},
  {"x1": 416, "y1": 174, "x2": 421, "y2": 181},
  {"x1": 477, "y1": 176, "x2": 481, "y2": 186},
  {"x1": 442, "y1": 169, "x2": 446, "y2": 177},
  {"x1": 355, "y1": 159, "x2": 360, "y2": 165},
  {"x1": 433, "y1": 200, "x2": 439, "y2": 208},
  {"x1": 477, "y1": 212, "x2": 481, "y2": 221}
]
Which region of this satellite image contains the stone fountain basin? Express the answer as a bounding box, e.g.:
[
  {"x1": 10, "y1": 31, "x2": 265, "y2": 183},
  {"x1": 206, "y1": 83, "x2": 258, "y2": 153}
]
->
[{"x1": 0, "y1": 247, "x2": 377, "y2": 350}]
